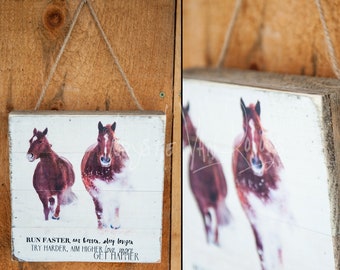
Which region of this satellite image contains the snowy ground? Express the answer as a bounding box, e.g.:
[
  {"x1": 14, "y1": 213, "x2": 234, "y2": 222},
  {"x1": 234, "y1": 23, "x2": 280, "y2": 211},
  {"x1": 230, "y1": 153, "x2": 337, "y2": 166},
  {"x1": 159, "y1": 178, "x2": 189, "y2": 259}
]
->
[{"x1": 182, "y1": 79, "x2": 335, "y2": 270}]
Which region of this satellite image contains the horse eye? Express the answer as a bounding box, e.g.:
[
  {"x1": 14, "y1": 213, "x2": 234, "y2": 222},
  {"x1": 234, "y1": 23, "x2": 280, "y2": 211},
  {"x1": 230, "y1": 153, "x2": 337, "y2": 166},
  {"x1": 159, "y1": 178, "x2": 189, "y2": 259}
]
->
[
  {"x1": 38, "y1": 140, "x2": 42, "y2": 144},
  {"x1": 97, "y1": 138, "x2": 101, "y2": 142},
  {"x1": 244, "y1": 137, "x2": 251, "y2": 152}
]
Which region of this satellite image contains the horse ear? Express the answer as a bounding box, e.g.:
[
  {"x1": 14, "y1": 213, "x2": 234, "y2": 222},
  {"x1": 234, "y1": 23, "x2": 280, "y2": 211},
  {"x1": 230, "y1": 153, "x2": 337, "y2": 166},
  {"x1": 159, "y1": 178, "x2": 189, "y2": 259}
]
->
[
  {"x1": 43, "y1": 128, "x2": 48, "y2": 135},
  {"x1": 240, "y1": 98, "x2": 248, "y2": 118},
  {"x1": 111, "y1": 122, "x2": 116, "y2": 131},
  {"x1": 33, "y1": 128, "x2": 37, "y2": 135},
  {"x1": 255, "y1": 101, "x2": 261, "y2": 116},
  {"x1": 183, "y1": 102, "x2": 190, "y2": 113},
  {"x1": 98, "y1": 121, "x2": 104, "y2": 132}
]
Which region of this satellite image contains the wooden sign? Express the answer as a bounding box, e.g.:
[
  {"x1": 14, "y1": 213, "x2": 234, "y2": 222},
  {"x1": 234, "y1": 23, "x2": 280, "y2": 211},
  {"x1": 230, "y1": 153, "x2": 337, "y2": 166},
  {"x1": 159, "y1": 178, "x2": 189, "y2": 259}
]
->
[
  {"x1": 182, "y1": 69, "x2": 340, "y2": 270},
  {"x1": 9, "y1": 111, "x2": 166, "y2": 262}
]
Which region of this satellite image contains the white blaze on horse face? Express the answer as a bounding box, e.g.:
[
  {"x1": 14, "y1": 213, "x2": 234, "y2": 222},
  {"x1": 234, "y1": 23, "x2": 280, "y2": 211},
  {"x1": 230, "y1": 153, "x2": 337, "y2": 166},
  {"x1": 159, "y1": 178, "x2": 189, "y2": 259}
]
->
[
  {"x1": 249, "y1": 120, "x2": 257, "y2": 156},
  {"x1": 104, "y1": 134, "x2": 109, "y2": 156},
  {"x1": 100, "y1": 133, "x2": 112, "y2": 167},
  {"x1": 31, "y1": 135, "x2": 38, "y2": 143},
  {"x1": 249, "y1": 119, "x2": 264, "y2": 177},
  {"x1": 27, "y1": 135, "x2": 38, "y2": 162}
]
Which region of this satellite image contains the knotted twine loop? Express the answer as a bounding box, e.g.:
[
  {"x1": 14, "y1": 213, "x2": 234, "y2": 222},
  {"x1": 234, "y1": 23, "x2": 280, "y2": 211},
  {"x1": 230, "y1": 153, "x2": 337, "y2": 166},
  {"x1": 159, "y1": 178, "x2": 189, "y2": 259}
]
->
[
  {"x1": 217, "y1": 0, "x2": 340, "y2": 79},
  {"x1": 216, "y1": 0, "x2": 243, "y2": 68},
  {"x1": 35, "y1": 0, "x2": 143, "y2": 110},
  {"x1": 86, "y1": 1, "x2": 143, "y2": 110},
  {"x1": 35, "y1": 0, "x2": 85, "y2": 110},
  {"x1": 314, "y1": 0, "x2": 340, "y2": 79}
]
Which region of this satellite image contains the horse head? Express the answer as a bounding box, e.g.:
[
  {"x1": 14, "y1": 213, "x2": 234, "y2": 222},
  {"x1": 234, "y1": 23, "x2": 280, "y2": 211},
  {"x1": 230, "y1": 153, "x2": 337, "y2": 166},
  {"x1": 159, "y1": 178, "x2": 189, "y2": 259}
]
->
[
  {"x1": 27, "y1": 128, "x2": 51, "y2": 162},
  {"x1": 182, "y1": 102, "x2": 197, "y2": 147},
  {"x1": 239, "y1": 98, "x2": 268, "y2": 177},
  {"x1": 97, "y1": 121, "x2": 116, "y2": 168}
]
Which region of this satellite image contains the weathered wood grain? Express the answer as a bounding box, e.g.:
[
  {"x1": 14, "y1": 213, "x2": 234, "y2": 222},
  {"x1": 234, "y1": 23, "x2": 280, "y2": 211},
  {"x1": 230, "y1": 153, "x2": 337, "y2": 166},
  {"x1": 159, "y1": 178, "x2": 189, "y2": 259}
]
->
[
  {"x1": 171, "y1": 0, "x2": 182, "y2": 269},
  {"x1": 328, "y1": 93, "x2": 340, "y2": 270},
  {"x1": 183, "y1": 0, "x2": 340, "y2": 78},
  {"x1": 0, "y1": 0, "x2": 178, "y2": 269}
]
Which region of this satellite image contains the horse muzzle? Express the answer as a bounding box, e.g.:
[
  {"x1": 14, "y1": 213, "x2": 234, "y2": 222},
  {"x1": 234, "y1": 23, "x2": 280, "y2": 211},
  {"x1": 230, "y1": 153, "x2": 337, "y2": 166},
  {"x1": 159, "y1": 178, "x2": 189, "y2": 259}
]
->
[
  {"x1": 251, "y1": 156, "x2": 264, "y2": 177},
  {"x1": 100, "y1": 156, "x2": 111, "y2": 167},
  {"x1": 26, "y1": 153, "x2": 36, "y2": 162}
]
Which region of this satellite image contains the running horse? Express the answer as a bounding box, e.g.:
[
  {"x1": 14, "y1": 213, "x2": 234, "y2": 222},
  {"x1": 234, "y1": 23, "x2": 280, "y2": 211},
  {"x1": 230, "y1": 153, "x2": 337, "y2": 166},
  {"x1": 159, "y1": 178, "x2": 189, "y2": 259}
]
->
[
  {"x1": 27, "y1": 128, "x2": 76, "y2": 220},
  {"x1": 81, "y1": 121, "x2": 129, "y2": 229},
  {"x1": 232, "y1": 98, "x2": 285, "y2": 270},
  {"x1": 182, "y1": 103, "x2": 231, "y2": 245}
]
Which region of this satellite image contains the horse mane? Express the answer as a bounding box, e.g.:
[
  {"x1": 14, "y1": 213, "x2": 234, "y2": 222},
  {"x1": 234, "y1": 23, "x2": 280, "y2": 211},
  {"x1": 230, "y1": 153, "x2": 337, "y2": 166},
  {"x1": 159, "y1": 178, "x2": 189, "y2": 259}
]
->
[
  {"x1": 262, "y1": 135, "x2": 284, "y2": 170},
  {"x1": 111, "y1": 140, "x2": 129, "y2": 171}
]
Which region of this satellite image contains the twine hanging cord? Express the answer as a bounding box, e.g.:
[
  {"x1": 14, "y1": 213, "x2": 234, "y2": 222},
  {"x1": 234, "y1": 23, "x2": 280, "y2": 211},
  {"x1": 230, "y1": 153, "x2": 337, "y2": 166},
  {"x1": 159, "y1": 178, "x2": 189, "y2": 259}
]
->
[
  {"x1": 217, "y1": 0, "x2": 340, "y2": 79},
  {"x1": 35, "y1": 0, "x2": 143, "y2": 110},
  {"x1": 314, "y1": 0, "x2": 340, "y2": 79},
  {"x1": 216, "y1": 0, "x2": 243, "y2": 68}
]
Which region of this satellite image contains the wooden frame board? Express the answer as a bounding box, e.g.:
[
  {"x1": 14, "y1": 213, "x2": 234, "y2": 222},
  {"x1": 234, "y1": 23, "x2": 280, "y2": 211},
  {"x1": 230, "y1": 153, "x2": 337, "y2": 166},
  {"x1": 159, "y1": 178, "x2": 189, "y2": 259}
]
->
[{"x1": 9, "y1": 111, "x2": 165, "y2": 263}]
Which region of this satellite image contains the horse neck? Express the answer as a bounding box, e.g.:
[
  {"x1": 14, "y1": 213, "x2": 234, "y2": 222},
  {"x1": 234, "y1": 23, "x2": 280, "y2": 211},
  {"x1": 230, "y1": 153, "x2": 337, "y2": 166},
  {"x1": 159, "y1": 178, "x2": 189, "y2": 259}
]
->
[
  {"x1": 189, "y1": 135, "x2": 201, "y2": 151},
  {"x1": 183, "y1": 115, "x2": 198, "y2": 147},
  {"x1": 188, "y1": 134, "x2": 200, "y2": 150},
  {"x1": 39, "y1": 148, "x2": 58, "y2": 162},
  {"x1": 111, "y1": 143, "x2": 128, "y2": 169},
  {"x1": 189, "y1": 137, "x2": 214, "y2": 164}
]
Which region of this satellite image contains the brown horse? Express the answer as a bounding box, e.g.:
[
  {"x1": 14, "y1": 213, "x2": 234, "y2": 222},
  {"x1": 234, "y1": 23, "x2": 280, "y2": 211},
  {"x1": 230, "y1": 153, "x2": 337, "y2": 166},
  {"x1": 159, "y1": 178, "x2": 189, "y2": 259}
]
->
[
  {"x1": 182, "y1": 103, "x2": 231, "y2": 245},
  {"x1": 232, "y1": 98, "x2": 284, "y2": 270},
  {"x1": 81, "y1": 121, "x2": 129, "y2": 229},
  {"x1": 27, "y1": 128, "x2": 76, "y2": 220}
]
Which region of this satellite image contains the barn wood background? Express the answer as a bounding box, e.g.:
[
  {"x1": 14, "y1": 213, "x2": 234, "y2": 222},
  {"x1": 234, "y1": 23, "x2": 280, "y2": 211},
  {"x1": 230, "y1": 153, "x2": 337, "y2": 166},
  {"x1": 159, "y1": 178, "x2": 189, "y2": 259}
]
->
[
  {"x1": 0, "y1": 0, "x2": 181, "y2": 270},
  {"x1": 184, "y1": 0, "x2": 340, "y2": 77},
  {"x1": 184, "y1": 0, "x2": 340, "y2": 268}
]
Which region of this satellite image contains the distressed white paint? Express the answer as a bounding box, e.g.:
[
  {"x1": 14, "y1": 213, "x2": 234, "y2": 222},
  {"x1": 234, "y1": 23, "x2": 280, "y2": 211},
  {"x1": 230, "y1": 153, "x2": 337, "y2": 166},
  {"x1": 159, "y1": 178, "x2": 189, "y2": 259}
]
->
[
  {"x1": 103, "y1": 133, "x2": 109, "y2": 157},
  {"x1": 183, "y1": 78, "x2": 335, "y2": 270}
]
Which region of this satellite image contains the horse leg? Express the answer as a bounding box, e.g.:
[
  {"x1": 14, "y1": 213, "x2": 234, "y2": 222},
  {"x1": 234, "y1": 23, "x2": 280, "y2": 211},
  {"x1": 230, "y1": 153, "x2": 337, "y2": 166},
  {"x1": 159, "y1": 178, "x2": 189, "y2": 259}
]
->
[
  {"x1": 52, "y1": 194, "x2": 61, "y2": 220},
  {"x1": 251, "y1": 224, "x2": 265, "y2": 270},
  {"x1": 200, "y1": 207, "x2": 212, "y2": 244},
  {"x1": 110, "y1": 206, "x2": 120, "y2": 229},
  {"x1": 92, "y1": 197, "x2": 104, "y2": 229},
  {"x1": 49, "y1": 197, "x2": 55, "y2": 214},
  {"x1": 213, "y1": 208, "x2": 219, "y2": 246},
  {"x1": 201, "y1": 205, "x2": 219, "y2": 245},
  {"x1": 38, "y1": 194, "x2": 50, "y2": 220}
]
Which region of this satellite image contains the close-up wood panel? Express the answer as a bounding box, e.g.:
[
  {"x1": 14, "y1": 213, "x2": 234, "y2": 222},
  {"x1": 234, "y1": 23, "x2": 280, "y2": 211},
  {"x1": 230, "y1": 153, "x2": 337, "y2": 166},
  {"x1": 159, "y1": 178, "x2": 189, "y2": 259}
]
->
[
  {"x1": 184, "y1": 0, "x2": 340, "y2": 269},
  {"x1": 171, "y1": 0, "x2": 182, "y2": 269},
  {"x1": 0, "y1": 0, "x2": 179, "y2": 269},
  {"x1": 184, "y1": 0, "x2": 340, "y2": 78}
]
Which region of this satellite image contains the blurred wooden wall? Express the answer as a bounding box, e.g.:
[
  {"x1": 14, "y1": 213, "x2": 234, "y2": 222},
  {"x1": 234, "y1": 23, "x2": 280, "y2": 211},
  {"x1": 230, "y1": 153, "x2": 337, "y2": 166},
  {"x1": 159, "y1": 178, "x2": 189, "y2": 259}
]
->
[
  {"x1": 184, "y1": 0, "x2": 340, "y2": 78},
  {"x1": 0, "y1": 0, "x2": 181, "y2": 269}
]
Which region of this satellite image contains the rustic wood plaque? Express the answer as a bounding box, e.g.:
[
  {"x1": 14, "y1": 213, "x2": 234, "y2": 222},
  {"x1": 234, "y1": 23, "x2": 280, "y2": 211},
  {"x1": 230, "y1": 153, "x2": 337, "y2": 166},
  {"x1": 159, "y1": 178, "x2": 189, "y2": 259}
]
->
[
  {"x1": 182, "y1": 69, "x2": 340, "y2": 270},
  {"x1": 9, "y1": 111, "x2": 166, "y2": 262}
]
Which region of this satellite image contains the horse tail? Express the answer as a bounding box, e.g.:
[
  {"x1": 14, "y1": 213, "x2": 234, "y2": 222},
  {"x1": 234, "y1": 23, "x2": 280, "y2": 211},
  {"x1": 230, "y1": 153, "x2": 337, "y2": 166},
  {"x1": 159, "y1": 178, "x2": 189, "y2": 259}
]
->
[
  {"x1": 60, "y1": 187, "x2": 77, "y2": 205},
  {"x1": 216, "y1": 199, "x2": 232, "y2": 226}
]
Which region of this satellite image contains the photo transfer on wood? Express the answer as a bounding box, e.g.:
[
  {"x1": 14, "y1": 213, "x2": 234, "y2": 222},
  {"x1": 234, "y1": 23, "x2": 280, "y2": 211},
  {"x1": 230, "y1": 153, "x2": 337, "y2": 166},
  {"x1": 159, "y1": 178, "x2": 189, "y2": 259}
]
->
[
  {"x1": 182, "y1": 69, "x2": 340, "y2": 270},
  {"x1": 9, "y1": 111, "x2": 166, "y2": 262}
]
